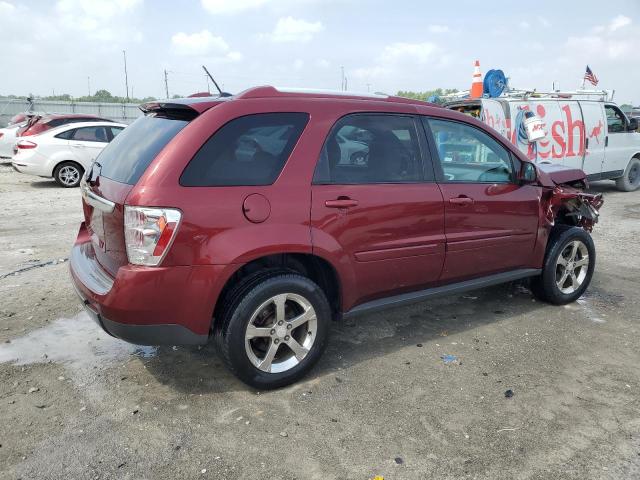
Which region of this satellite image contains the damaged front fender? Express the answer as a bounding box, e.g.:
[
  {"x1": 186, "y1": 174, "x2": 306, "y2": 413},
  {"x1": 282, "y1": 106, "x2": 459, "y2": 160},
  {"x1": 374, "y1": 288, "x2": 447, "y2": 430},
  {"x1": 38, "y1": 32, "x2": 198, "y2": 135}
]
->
[{"x1": 543, "y1": 185, "x2": 604, "y2": 232}]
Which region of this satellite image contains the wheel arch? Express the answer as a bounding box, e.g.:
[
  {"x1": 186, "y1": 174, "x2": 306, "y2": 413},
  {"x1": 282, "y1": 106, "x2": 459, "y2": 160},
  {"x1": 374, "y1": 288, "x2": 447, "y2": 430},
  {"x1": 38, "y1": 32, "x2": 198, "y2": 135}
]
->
[
  {"x1": 51, "y1": 158, "x2": 84, "y2": 177},
  {"x1": 212, "y1": 252, "x2": 343, "y2": 331}
]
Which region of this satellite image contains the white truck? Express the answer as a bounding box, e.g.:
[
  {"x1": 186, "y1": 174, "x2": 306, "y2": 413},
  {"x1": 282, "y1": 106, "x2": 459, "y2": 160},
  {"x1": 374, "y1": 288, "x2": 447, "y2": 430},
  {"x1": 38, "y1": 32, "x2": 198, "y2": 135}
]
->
[{"x1": 445, "y1": 92, "x2": 640, "y2": 191}]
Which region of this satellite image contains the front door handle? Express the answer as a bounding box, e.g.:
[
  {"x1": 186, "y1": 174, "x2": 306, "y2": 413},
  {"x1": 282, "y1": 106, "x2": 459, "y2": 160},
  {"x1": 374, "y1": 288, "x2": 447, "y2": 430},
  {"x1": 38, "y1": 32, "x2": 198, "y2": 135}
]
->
[
  {"x1": 72, "y1": 144, "x2": 86, "y2": 148},
  {"x1": 325, "y1": 198, "x2": 359, "y2": 208},
  {"x1": 449, "y1": 196, "x2": 474, "y2": 205}
]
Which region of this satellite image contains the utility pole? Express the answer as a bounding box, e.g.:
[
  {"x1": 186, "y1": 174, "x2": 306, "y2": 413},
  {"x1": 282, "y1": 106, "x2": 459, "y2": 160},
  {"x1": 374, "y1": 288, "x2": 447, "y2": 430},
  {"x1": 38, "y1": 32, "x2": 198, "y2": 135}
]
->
[
  {"x1": 340, "y1": 66, "x2": 345, "y2": 91},
  {"x1": 366, "y1": 83, "x2": 371, "y2": 93},
  {"x1": 164, "y1": 69, "x2": 169, "y2": 98},
  {"x1": 122, "y1": 50, "x2": 129, "y2": 102},
  {"x1": 87, "y1": 76, "x2": 91, "y2": 97}
]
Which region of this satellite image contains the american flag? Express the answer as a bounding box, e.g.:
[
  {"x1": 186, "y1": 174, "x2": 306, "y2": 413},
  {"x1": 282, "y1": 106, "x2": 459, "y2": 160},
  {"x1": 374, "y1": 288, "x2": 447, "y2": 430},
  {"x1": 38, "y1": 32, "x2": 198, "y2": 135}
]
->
[{"x1": 584, "y1": 65, "x2": 599, "y2": 86}]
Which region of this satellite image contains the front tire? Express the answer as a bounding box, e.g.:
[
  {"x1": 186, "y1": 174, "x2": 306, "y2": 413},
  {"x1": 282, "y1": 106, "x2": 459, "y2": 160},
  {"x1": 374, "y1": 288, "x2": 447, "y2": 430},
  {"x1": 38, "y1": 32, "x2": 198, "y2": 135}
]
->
[
  {"x1": 615, "y1": 157, "x2": 640, "y2": 192},
  {"x1": 53, "y1": 161, "x2": 83, "y2": 188},
  {"x1": 216, "y1": 273, "x2": 331, "y2": 389},
  {"x1": 531, "y1": 226, "x2": 596, "y2": 305}
]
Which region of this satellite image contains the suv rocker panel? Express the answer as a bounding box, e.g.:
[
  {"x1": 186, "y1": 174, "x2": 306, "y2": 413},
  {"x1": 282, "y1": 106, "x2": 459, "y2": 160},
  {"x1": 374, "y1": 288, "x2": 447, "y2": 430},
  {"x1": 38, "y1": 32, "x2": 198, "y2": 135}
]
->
[{"x1": 343, "y1": 268, "x2": 541, "y2": 319}]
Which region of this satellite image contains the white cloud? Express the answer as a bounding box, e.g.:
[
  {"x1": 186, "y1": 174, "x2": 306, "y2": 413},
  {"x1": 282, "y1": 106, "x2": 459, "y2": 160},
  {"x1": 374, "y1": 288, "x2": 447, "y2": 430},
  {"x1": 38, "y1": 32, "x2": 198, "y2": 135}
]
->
[
  {"x1": 380, "y1": 42, "x2": 441, "y2": 64},
  {"x1": 353, "y1": 41, "x2": 448, "y2": 85},
  {"x1": 171, "y1": 30, "x2": 242, "y2": 62},
  {"x1": 609, "y1": 14, "x2": 631, "y2": 32},
  {"x1": 54, "y1": 0, "x2": 143, "y2": 41},
  {"x1": 428, "y1": 24, "x2": 450, "y2": 33},
  {"x1": 267, "y1": 16, "x2": 324, "y2": 43},
  {"x1": 315, "y1": 58, "x2": 330, "y2": 68},
  {"x1": 0, "y1": 1, "x2": 15, "y2": 14},
  {"x1": 201, "y1": 0, "x2": 270, "y2": 14}
]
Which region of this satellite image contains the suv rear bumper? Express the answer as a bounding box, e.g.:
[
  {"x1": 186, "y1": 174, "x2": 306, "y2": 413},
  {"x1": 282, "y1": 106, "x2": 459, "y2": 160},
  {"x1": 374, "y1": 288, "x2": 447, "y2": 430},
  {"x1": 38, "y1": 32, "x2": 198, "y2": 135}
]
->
[{"x1": 69, "y1": 223, "x2": 228, "y2": 346}]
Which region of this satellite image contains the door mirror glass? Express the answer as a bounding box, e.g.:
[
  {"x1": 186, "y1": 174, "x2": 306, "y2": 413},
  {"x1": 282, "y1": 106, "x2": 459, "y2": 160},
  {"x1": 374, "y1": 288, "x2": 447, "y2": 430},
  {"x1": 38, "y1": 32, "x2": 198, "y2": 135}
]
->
[
  {"x1": 628, "y1": 117, "x2": 638, "y2": 132},
  {"x1": 519, "y1": 162, "x2": 537, "y2": 183}
]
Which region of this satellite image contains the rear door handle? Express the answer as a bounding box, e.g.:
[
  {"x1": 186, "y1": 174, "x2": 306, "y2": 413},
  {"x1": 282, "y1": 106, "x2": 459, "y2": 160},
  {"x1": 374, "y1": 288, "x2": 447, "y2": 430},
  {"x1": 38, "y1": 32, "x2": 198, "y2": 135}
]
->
[
  {"x1": 325, "y1": 198, "x2": 359, "y2": 208},
  {"x1": 449, "y1": 196, "x2": 474, "y2": 205},
  {"x1": 72, "y1": 144, "x2": 86, "y2": 148}
]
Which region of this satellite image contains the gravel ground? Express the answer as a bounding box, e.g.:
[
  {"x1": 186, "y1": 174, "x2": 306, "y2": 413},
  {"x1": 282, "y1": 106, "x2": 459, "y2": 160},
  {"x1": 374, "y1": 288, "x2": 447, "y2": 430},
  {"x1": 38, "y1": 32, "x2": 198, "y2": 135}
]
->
[{"x1": 0, "y1": 163, "x2": 639, "y2": 480}]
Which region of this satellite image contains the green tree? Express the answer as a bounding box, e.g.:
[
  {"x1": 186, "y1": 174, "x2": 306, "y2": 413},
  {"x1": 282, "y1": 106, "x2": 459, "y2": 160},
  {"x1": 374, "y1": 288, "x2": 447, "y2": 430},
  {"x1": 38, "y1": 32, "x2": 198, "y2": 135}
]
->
[{"x1": 396, "y1": 88, "x2": 459, "y2": 104}]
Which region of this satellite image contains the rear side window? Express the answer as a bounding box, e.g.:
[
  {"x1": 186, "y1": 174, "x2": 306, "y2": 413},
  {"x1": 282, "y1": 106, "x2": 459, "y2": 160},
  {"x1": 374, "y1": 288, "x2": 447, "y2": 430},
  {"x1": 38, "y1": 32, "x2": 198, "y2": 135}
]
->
[
  {"x1": 180, "y1": 113, "x2": 309, "y2": 187},
  {"x1": 55, "y1": 129, "x2": 75, "y2": 140},
  {"x1": 98, "y1": 115, "x2": 188, "y2": 185}
]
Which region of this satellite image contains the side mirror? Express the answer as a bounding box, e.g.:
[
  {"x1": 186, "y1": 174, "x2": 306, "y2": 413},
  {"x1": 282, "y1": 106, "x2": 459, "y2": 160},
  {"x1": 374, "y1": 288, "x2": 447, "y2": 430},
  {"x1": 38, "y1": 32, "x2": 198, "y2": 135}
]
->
[
  {"x1": 628, "y1": 117, "x2": 638, "y2": 132},
  {"x1": 518, "y1": 162, "x2": 537, "y2": 183}
]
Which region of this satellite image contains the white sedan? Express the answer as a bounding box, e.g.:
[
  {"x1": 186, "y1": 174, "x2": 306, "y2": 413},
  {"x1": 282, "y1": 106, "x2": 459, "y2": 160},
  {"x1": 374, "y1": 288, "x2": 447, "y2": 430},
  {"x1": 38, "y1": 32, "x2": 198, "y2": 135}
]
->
[{"x1": 11, "y1": 121, "x2": 126, "y2": 187}]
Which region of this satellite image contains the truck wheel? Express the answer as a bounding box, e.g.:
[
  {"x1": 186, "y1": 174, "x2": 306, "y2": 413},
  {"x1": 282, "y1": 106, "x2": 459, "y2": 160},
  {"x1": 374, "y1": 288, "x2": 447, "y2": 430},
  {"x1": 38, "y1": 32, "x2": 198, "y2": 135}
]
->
[
  {"x1": 531, "y1": 226, "x2": 596, "y2": 305},
  {"x1": 615, "y1": 157, "x2": 640, "y2": 192},
  {"x1": 216, "y1": 273, "x2": 330, "y2": 389},
  {"x1": 53, "y1": 161, "x2": 83, "y2": 188}
]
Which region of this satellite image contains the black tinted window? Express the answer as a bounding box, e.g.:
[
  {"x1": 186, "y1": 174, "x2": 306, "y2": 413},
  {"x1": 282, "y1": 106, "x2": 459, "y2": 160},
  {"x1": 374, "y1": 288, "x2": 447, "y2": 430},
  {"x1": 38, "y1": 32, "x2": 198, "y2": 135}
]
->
[
  {"x1": 99, "y1": 115, "x2": 188, "y2": 185},
  {"x1": 181, "y1": 113, "x2": 309, "y2": 187},
  {"x1": 72, "y1": 126, "x2": 109, "y2": 142},
  {"x1": 54, "y1": 129, "x2": 75, "y2": 140},
  {"x1": 314, "y1": 114, "x2": 423, "y2": 184},
  {"x1": 426, "y1": 118, "x2": 513, "y2": 183}
]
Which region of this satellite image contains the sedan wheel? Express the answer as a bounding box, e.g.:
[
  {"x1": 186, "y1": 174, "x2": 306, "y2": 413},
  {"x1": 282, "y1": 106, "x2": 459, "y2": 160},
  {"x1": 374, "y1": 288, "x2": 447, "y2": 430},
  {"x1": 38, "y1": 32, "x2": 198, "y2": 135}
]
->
[{"x1": 54, "y1": 162, "x2": 83, "y2": 188}]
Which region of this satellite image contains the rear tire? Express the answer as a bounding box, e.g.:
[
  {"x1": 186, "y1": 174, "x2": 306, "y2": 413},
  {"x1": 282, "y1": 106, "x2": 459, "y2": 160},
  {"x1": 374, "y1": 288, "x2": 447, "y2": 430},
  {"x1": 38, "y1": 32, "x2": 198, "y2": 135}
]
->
[
  {"x1": 216, "y1": 273, "x2": 331, "y2": 389},
  {"x1": 531, "y1": 226, "x2": 596, "y2": 305},
  {"x1": 615, "y1": 157, "x2": 640, "y2": 192},
  {"x1": 53, "y1": 161, "x2": 83, "y2": 188}
]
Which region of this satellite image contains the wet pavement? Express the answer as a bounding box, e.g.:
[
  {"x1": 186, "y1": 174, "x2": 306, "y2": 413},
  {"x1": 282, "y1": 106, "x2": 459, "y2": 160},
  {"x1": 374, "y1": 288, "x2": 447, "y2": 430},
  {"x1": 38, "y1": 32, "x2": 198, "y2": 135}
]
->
[{"x1": 1, "y1": 165, "x2": 639, "y2": 479}]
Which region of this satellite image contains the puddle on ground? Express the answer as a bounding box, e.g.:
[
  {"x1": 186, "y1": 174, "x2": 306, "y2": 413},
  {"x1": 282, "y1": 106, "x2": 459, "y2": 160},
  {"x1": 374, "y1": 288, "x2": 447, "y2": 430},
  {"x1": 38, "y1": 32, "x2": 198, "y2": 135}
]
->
[
  {"x1": 576, "y1": 298, "x2": 606, "y2": 324},
  {"x1": 0, "y1": 311, "x2": 157, "y2": 382}
]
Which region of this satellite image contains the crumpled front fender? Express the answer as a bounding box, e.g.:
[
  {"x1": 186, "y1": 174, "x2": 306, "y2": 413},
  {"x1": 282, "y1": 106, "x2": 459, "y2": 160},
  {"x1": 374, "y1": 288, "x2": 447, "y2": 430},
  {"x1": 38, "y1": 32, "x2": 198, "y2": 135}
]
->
[{"x1": 543, "y1": 185, "x2": 604, "y2": 232}]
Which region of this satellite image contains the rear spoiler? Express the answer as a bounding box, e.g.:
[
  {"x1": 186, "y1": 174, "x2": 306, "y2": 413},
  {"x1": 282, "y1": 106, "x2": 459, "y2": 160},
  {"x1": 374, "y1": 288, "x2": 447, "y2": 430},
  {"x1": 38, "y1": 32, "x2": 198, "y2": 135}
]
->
[{"x1": 140, "y1": 97, "x2": 228, "y2": 120}]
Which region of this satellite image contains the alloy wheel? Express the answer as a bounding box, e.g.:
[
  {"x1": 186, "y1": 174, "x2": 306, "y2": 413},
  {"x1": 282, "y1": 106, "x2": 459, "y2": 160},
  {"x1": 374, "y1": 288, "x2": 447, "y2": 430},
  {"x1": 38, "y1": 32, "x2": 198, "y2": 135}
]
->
[
  {"x1": 59, "y1": 165, "x2": 80, "y2": 186},
  {"x1": 244, "y1": 293, "x2": 317, "y2": 373},
  {"x1": 555, "y1": 240, "x2": 590, "y2": 294}
]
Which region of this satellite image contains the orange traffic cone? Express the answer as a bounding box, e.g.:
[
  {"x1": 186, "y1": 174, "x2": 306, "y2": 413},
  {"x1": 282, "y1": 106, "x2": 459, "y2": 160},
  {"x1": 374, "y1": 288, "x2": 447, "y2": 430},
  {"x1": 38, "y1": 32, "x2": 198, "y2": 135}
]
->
[{"x1": 470, "y1": 60, "x2": 483, "y2": 98}]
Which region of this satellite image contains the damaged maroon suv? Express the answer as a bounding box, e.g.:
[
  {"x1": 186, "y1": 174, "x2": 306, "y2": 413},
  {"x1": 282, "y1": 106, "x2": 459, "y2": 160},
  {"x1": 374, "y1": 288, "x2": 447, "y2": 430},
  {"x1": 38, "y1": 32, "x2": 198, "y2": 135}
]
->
[{"x1": 70, "y1": 87, "x2": 603, "y2": 388}]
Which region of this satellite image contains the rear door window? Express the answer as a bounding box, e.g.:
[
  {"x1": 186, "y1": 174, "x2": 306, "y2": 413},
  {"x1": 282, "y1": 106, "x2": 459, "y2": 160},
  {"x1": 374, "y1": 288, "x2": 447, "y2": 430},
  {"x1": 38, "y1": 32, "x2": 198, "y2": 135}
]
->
[
  {"x1": 180, "y1": 112, "x2": 309, "y2": 186},
  {"x1": 98, "y1": 115, "x2": 189, "y2": 185},
  {"x1": 71, "y1": 126, "x2": 109, "y2": 142},
  {"x1": 313, "y1": 114, "x2": 425, "y2": 184}
]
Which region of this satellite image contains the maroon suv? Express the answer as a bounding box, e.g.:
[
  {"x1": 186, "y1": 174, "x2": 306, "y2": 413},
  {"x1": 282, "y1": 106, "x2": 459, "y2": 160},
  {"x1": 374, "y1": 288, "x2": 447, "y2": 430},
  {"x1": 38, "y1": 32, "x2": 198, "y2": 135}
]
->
[{"x1": 69, "y1": 87, "x2": 603, "y2": 388}]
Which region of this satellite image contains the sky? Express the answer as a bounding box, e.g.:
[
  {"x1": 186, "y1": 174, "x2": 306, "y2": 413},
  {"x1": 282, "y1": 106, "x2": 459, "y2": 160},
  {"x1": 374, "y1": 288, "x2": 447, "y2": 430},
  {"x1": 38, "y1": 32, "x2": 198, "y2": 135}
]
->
[{"x1": 1, "y1": 0, "x2": 639, "y2": 104}]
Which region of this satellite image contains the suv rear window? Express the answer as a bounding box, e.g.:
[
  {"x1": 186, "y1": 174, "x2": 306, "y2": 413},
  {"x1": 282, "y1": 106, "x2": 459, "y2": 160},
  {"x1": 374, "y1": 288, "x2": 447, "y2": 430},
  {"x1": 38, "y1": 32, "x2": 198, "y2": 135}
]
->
[
  {"x1": 98, "y1": 115, "x2": 188, "y2": 185},
  {"x1": 180, "y1": 112, "x2": 309, "y2": 187}
]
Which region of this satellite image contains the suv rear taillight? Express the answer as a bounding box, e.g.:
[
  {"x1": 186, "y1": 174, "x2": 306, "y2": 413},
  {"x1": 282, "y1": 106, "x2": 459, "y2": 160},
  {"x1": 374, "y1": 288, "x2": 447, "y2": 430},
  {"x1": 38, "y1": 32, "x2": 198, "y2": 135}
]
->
[
  {"x1": 16, "y1": 140, "x2": 37, "y2": 149},
  {"x1": 124, "y1": 206, "x2": 182, "y2": 266}
]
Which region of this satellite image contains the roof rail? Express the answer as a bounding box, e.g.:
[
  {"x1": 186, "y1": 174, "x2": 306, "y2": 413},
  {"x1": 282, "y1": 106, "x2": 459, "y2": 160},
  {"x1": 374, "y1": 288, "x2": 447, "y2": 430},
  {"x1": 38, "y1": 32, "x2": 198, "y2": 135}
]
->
[{"x1": 235, "y1": 85, "x2": 432, "y2": 105}]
